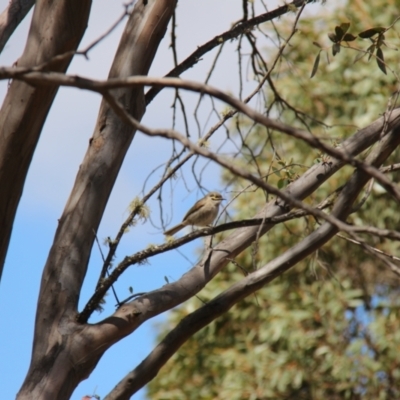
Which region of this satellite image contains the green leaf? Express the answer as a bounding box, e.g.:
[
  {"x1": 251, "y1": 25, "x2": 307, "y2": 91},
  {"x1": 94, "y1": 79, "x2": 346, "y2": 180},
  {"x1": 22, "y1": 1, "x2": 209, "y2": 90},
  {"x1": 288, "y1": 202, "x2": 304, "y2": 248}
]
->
[
  {"x1": 128, "y1": 286, "x2": 133, "y2": 294},
  {"x1": 310, "y1": 51, "x2": 321, "y2": 78},
  {"x1": 376, "y1": 47, "x2": 387, "y2": 74},
  {"x1": 293, "y1": 370, "x2": 304, "y2": 388},
  {"x1": 277, "y1": 179, "x2": 285, "y2": 189},
  {"x1": 313, "y1": 41, "x2": 322, "y2": 49},
  {"x1": 272, "y1": 167, "x2": 281, "y2": 177},
  {"x1": 328, "y1": 32, "x2": 338, "y2": 43},
  {"x1": 315, "y1": 345, "x2": 330, "y2": 356},
  {"x1": 367, "y1": 44, "x2": 376, "y2": 60},
  {"x1": 348, "y1": 299, "x2": 364, "y2": 308},
  {"x1": 332, "y1": 43, "x2": 341, "y2": 56},
  {"x1": 358, "y1": 26, "x2": 386, "y2": 38},
  {"x1": 344, "y1": 288, "x2": 363, "y2": 299},
  {"x1": 343, "y1": 33, "x2": 357, "y2": 41},
  {"x1": 335, "y1": 26, "x2": 344, "y2": 41},
  {"x1": 340, "y1": 22, "x2": 350, "y2": 34},
  {"x1": 377, "y1": 33, "x2": 385, "y2": 47}
]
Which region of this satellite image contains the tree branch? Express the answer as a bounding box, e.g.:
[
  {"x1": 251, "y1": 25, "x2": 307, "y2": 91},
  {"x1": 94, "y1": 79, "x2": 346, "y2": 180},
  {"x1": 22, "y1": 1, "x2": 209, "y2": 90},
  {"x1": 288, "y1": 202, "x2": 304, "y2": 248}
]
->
[
  {"x1": 0, "y1": 0, "x2": 92, "y2": 283},
  {"x1": 78, "y1": 97, "x2": 400, "y2": 322},
  {"x1": 0, "y1": 0, "x2": 34, "y2": 53},
  {"x1": 144, "y1": 0, "x2": 315, "y2": 104},
  {"x1": 2, "y1": 71, "x2": 398, "y2": 200},
  {"x1": 75, "y1": 113, "x2": 400, "y2": 370},
  {"x1": 17, "y1": 1, "x2": 177, "y2": 399},
  {"x1": 104, "y1": 123, "x2": 400, "y2": 399}
]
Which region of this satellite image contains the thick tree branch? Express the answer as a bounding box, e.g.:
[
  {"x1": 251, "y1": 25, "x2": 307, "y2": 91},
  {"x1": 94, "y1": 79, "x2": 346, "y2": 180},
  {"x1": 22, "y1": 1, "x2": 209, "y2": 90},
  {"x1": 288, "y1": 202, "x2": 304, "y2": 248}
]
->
[
  {"x1": 0, "y1": 0, "x2": 92, "y2": 283},
  {"x1": 17, "y1": 1, "x2": 177, "y2": 399},
  {"x1": 104, "y1": 124, "x2": 400, "y2": 400},
  {"x1": 88, "y1": 202, "x2": 400, "y2": 312},
  {"x1": 0, "y1": 0, "x2": 34, "y2": 53},
  {"x1": 78, "y1": 97, "x2": 400, "y2": 321},
  {"x1": 74, "y1": 111, "x2": 400, "y2": 371}
]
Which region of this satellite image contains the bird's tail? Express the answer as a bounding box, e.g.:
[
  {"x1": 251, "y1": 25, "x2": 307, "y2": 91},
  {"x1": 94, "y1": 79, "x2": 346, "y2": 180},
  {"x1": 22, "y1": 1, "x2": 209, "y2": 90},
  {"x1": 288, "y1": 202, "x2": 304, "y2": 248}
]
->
[{"x1": 163, "y1": 223, "x2": 186, "y2": 236}]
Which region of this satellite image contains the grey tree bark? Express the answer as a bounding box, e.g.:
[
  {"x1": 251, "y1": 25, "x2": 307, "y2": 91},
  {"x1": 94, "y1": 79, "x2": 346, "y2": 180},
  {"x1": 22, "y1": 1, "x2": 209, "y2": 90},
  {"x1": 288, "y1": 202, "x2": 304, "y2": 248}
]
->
[
  {"x1": 0, "y1": 0, "x2": 92, "y2": 281},
  {"x1": 0, "y1": 0, "x2": 34, "y2": 53},
  {"x1": 12, "y1": 1, "x2": 176, "y2": 399}
]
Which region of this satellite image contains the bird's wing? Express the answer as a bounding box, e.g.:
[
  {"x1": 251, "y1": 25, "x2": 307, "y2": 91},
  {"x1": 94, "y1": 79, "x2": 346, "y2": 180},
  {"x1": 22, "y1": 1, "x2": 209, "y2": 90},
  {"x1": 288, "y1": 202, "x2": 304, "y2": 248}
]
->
[{"x1": 183, "y1": 200, "x2": 203, "y2": 221}]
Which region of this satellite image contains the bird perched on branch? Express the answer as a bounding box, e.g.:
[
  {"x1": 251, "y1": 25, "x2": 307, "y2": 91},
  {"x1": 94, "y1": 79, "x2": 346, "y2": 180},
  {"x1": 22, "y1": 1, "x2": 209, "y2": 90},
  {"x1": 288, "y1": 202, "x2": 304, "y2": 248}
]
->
[{"x1": 163, "y1": 191, "x2": 224, "y2": 236}]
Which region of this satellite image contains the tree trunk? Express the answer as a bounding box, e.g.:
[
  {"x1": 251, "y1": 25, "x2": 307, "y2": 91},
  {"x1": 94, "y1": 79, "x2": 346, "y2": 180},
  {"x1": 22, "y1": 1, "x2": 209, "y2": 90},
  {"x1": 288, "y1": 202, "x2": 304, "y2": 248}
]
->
[{"x1": 16, "y1": 1, "x2": 176, "y2": 398}]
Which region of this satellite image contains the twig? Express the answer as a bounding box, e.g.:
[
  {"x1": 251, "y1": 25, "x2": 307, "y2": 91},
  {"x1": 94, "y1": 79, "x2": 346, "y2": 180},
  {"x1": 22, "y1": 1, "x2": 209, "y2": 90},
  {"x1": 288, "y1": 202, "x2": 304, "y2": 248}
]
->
[{"x1": 144, "y1": 0, "x2": 313, "y2": 104}]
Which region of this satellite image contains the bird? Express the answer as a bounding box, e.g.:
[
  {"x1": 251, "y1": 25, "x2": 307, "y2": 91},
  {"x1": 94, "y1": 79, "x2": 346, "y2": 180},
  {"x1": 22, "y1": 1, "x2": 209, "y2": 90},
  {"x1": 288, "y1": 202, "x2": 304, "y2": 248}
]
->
[{"x1": 163, "y1": 191, "x2": 224, "y2": 236}]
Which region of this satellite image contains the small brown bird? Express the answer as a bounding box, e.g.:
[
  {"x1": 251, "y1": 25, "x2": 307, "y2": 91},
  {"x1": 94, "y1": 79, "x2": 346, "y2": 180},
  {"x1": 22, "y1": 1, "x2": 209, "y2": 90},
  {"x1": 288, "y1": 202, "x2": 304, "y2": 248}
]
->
[{"x1": 163, "y1": 191, "x2": 224, "y2": 236}]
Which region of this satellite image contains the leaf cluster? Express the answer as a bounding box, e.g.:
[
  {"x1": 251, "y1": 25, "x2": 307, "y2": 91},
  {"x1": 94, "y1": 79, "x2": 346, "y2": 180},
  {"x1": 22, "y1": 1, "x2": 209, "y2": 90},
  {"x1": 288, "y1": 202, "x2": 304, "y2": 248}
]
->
[{"x1": 147, "y1": 1, "x2": 400, "y2": 398}]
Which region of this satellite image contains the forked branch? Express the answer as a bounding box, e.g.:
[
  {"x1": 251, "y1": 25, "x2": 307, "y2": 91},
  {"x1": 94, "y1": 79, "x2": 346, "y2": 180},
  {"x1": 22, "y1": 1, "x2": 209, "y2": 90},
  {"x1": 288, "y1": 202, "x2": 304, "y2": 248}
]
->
[{"x1": 103, "y1": 120, "x2": 400, "y2": 400}]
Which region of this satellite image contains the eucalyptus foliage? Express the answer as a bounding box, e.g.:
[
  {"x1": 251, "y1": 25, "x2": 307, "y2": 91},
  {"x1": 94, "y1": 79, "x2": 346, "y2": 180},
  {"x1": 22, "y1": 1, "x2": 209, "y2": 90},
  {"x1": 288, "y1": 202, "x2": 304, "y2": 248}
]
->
[{"x1": 147, "y1": 1, "x2": 400, "y2": 398}]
